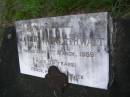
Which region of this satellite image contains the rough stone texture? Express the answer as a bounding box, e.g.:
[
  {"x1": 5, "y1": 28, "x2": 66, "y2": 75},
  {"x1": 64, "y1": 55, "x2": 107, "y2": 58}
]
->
[
  {"x1": 0, "y1": 19, "x2": 130, "y2": 97},
  {"x1": 15, "y1": 12, "x2": 110, "y2": 89}
]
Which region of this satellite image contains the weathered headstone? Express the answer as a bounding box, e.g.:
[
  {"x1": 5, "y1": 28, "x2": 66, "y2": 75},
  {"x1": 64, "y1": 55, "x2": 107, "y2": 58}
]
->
[{"x1": 15, "y1": 12, "x2": 112, "y2": 89}]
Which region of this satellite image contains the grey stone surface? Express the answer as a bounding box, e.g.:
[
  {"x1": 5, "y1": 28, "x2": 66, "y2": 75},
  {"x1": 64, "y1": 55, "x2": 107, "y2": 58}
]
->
[
  {"x1": 15, "y1": 12, "x2": 111, "y2": 89},
  {"x1": 0, "y1": 19, "x2": 130, "y2": 97}
]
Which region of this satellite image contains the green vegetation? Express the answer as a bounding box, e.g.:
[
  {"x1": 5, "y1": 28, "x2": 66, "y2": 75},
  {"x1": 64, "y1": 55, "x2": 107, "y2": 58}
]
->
[{"x1": 0, "y1": 0, "x2": 130, "y2": 26}]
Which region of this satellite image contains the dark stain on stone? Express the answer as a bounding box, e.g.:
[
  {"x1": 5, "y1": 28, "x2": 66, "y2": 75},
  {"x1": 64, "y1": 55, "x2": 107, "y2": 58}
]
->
[{"x1": 0, "y1": 19, "x2": 130, "y2": 97}]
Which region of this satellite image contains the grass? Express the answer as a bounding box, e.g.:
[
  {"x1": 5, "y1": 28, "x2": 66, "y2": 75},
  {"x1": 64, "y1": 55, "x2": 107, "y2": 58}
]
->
[
  {"x1": 0, "y1": 0, "x2": 130, "y2": 25},
  {"x1": 0, "y1": 0, "x2": 129, "y2": 24},
  {"x1": 112, "y1": 0, "x2": 130, "y2": 18}
]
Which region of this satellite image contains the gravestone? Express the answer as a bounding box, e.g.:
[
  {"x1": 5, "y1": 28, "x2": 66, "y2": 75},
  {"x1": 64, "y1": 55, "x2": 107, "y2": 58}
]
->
[
  {"x1": 0, "y1": 14, "x2": 130, "y2": 97},
  {"x1": 15, "y1": 12, "x2": 112, "y2": 90}
]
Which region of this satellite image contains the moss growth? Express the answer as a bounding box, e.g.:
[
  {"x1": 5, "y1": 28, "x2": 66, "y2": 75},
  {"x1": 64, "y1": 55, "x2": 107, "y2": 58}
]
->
[{"x1": 0, "y1": 0, "x2": 130, "y2": 25}]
